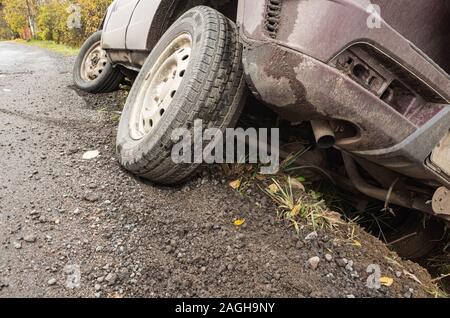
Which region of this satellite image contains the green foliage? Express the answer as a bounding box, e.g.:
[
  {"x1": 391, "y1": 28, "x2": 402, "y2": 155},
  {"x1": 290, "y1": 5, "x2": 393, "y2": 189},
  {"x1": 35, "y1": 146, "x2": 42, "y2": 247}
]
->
[
  {"x1": 1, "y1": 0, "x2": 112, "y2": 46},
  {"x1": 2, "y1": 0, "x2": 29, "y2": 36},
  {"x1": 77, "y1": 0, "x2": 111, "y2": 39},
  {"x1": 16, "y1": 38, "x2": 79, "y2": 55},
  {"x1": 0, "y1": 2, "x2": 14, "y2": 39},
  {"x1": 37, "y1": 0, "x2": 64, "y2": 40}
]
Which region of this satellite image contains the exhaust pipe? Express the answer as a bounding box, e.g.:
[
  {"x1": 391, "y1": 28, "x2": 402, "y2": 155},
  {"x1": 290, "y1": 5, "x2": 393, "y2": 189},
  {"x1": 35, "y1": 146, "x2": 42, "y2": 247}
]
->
[
  {"x1": 311, "y1": 120, "x2": 336, "y2": 149},
  {"x1": 342, "y1": 153, "x2": 439, "y2": 217}
]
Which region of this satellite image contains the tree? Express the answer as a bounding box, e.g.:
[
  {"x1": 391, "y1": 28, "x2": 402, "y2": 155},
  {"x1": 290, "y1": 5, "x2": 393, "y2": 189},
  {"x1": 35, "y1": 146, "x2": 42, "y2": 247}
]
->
[
  {"x1": 2, "y1": 0, "x2": 38, "y2": 38},
  {"x1": 37, "y1": 0, "x2": 66, "y2": 41},
  {"x1": 25, "y1": 0, "x2": 37, "y2": 37},
  {"x1": 3, "y1": 0, "x2": 113, "y2": 45},
  {"x1": 76, "y1": 0, "x2": 110, "y2": 37},
  {"x1": 0, "y1": 2, "x2": 14, "y2": 39}
]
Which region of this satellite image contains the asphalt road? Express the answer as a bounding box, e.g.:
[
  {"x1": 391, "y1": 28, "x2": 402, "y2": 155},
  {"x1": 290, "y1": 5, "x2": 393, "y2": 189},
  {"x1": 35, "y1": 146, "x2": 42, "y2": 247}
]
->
[{"x1": 0, "y1": 42, "x2": 434, "y2": 298}]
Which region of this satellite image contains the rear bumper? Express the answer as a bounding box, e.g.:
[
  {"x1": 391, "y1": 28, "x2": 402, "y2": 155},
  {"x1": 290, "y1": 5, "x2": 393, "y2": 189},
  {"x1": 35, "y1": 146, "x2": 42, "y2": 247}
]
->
[
  {"x1": 238, "y1": 0, "x2": 450, "y2": 186},
  {"x1": 238, "y1": 0, "x2": 450, "y2": 99}
]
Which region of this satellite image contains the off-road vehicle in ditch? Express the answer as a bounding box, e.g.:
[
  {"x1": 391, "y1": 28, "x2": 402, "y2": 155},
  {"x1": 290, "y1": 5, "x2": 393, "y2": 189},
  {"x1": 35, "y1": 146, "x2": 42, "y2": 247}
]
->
[{"x1": 74, "y1": 0, "x2": 450, "y2": 256}]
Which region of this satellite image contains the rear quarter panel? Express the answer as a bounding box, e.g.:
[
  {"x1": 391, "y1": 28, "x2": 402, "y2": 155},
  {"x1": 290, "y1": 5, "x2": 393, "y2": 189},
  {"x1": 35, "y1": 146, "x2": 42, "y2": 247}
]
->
[
  {"x1": 102, "y1": 0, "x2": 140, "y2": 49},
  {"x1": 125, "y1": 0, "x2": 162, "y2": 50},
  {"x1": 124, "y1": 0, "x2": 244, "y2": 51}
]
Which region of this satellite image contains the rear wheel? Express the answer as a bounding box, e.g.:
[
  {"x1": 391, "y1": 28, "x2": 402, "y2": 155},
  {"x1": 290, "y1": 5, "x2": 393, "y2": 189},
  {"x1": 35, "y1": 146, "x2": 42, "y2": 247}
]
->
[
  {"x1": 116, "y1": 6, "x2": 246, "y2": 185},
  {"x1": 73, "y1": 31, "x2": 123, "y2": 93},
  {"x1": 387, "y1": 212, "x2": 444, "y2": 260}
]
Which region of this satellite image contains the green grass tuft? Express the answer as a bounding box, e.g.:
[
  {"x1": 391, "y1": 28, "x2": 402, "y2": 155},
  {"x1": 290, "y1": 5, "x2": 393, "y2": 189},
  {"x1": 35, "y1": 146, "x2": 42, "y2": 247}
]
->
[{"x1": 11, "y1": 39, "x2": 79, "y2": 56}]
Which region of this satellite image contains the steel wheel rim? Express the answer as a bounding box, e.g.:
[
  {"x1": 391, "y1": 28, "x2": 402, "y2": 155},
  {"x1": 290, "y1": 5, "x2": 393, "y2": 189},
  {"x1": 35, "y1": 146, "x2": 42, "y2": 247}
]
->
[
  {"x1": 129, "y1": 33, "x2": 192, "y2": 140},
  {"x1": 80, "y1": 41, "x2": 108, "y2": 81}
]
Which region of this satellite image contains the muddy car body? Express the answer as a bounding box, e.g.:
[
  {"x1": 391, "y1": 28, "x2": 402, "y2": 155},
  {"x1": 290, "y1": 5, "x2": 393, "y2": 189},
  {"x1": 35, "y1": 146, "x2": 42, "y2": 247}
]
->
[{"x1": 74, "y1": 0, "x2": 450, "y2": 221}]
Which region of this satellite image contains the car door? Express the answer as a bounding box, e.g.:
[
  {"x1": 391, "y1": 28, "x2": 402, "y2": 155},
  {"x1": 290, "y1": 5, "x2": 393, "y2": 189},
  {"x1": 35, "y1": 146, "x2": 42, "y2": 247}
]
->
[
  {"x1": 125, "y1": 0, "x2": 163, "y2": 51},
  {"x1": 102, "y1": 0, "x2": 141, "y2": 49}
]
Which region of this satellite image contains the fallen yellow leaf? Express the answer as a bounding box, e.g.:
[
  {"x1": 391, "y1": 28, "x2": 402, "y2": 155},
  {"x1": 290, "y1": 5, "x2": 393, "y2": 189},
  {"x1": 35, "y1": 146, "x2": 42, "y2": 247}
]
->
[
  {"x1": 380, "y1": 277, "x2": 394, "y2": 287},
  {"x1": 290, "y1": 204, "x2": 301, "y2": 217},
  {"x1": 267, "y1": 183, "x2": 279, "y2": 193},
  {"x1": 234, "y1": 218, "x2": 246, "y2": 226},
  {"x1": 352, "y1": 240, "x2": 362, "y2": 248},
  {"x1": 229, "y1": 179, "x2": 241, "y2": 190}
]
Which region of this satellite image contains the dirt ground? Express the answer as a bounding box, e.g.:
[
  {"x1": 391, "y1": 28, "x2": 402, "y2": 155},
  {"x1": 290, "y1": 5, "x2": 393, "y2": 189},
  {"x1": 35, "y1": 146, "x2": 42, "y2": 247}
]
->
[{"x1": 0, "y1": 42, "x2": 439, "y2": 298}]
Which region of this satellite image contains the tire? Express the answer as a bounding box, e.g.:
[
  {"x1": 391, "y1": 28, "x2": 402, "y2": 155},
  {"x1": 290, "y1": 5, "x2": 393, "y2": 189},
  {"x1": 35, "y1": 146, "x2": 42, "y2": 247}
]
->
[
  {"x1": 116, "y1": 6, "x2": 246, "y2": 185},
  {"x1": 388, "y1": 212, "x2": 444, "y2": 260},
  {"x1": 73, "y1": 31, "x2": 123, "y2": 93}
]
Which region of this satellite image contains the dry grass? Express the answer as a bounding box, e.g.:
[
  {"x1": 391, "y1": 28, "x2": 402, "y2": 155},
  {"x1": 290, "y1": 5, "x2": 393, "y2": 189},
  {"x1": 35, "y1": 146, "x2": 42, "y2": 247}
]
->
[
  {"x1": 223, "y1": 150, "x2": 348, "y2": 232},
  {"x1": 263, "y1": 176, "x2": 346, "y2": 232}
]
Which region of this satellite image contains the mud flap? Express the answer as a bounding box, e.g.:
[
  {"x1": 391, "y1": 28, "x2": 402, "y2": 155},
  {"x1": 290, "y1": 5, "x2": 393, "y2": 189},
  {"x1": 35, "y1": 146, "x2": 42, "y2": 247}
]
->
[
  {"x1": 430, "y1": 131, "x2": 450, "y2": 178},
  {"x1": 432, "y1": 187, "x2": 450, "y2": 219}
]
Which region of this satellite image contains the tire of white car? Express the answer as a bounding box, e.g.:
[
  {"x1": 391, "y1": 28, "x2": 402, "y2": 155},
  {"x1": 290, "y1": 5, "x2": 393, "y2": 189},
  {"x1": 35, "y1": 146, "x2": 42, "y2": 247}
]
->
[
  {"x1": 73, "y1": 31, "x2": 123, "y2": 93},
  {"x1": 116, "y1": 6, "x2": 246, "y2": 185}
]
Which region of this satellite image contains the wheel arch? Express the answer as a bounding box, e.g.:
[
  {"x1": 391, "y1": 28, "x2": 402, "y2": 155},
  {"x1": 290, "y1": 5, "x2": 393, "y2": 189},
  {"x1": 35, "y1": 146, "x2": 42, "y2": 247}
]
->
[{"x1": 146, "y1": 0, "x2": 241, "y2": 52}]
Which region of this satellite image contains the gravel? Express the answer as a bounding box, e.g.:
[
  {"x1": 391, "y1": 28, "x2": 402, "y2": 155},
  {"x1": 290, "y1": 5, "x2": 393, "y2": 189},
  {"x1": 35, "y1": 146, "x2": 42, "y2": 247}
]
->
[
  {"x1": 105, "y1": 273, "x2": 117, "y2": 286},
  {"x1": 308, "y1": 257, "x2": 321, "y2": 270},
  {"x1": 305, "y1": 231, "x2": 318, "y2": 241},
  {"x1": 24, "y1": 235, "x2": 37, "y2": 243},
  {"x1": 0, "y1": 42, "x2": 437, "y2": 298}
]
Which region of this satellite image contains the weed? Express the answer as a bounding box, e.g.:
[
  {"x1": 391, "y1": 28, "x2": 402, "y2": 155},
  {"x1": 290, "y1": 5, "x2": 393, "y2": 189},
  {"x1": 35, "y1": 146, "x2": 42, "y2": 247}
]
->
[
  {"x1": 111, "y1": 113, "x2": 121, "y2": 122},
  {"x1": 264, "y1": 176, "x2": 345, "y2": 231}
]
